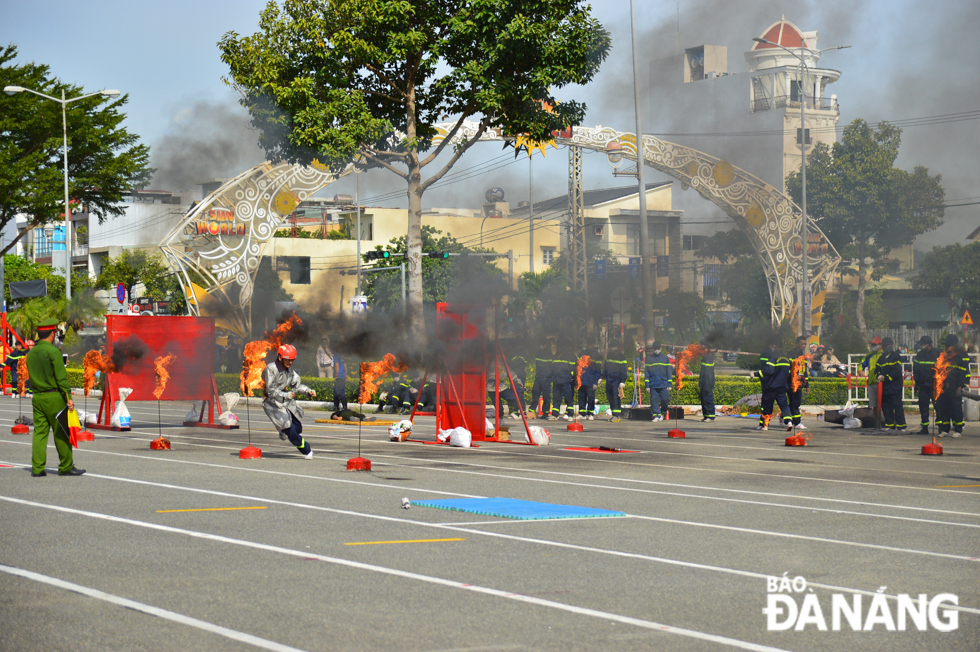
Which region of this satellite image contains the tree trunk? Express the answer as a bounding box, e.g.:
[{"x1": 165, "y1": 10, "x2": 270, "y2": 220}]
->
[
  {"x1": 404, "y1": 87, "x2": 424, "y2": 339},
  {"x1": 856, "y1": 238, "x2": 867, "y2": 333}
]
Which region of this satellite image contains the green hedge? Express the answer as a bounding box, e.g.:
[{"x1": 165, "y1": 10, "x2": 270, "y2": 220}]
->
[{"x1": 65, "y1": 369, "x2": 848, "y2": 406}]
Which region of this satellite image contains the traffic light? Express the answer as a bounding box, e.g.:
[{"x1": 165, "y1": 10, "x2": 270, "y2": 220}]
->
[
  {"x1": 365, "y1": 250, "x2": 391, "y2": 261},
  {"x1": 428, "y1": 251, "x2": 450, "y2": 259}
]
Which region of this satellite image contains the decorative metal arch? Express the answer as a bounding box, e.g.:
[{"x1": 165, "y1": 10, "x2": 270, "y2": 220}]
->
[{"x1": 160, "y1": 121, "x2": 837, "y2": 333}]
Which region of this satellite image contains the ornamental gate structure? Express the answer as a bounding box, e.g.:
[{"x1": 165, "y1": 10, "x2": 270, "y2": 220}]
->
[{"x1": 160, "y1": 122, "x2": 840, "y2": 334}]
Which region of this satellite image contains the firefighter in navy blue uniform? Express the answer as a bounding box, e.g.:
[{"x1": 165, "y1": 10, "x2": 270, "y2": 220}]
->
[
  {"x1": 698, "y1": 340, "x2": 716, "y2": 421},
  {"x1": 374, "y1": 374, "x2": 403, "y2": 413},
  {"x1": 550, "y1": 343, "x2": 576, "y2": 420},
  {"x1": 787, "y1": 336, "x2": 809, "y2": 430},
  {"x1": 875, "y1": 337, "x2": 907, "y2": 431},
  {"x1": 577, "y1": 346, "x2": 602, "y2": 420},
  {"x1": 4, "y1": 340, "x2": 32, "y2": 396},
  {"x1": 397, "y1": 371, "x2": 419, "y2": 414},
  {"x1": 757, "y1": 346, "x2": 791, "y2": 430},
  {"x1": 530, "y1": 346, "x2": 553, "y2": 418},
  {"x1": 936, "y1": 334, "x2": 970, "y2": 437},
  {"x1": 499, "y1": 353, "x2": 528, "y2": 419},
  {"x1": 644, "y1": 341, "x2": 672, "y2": 422},
  {"x1": 417, "y1": 377, "x2": 436, "y2": 412},
  {"x1": 604, "y1": 342, "x2": 629, "y2": 422},
  {"x1": 912, "y1": 336, "x2": 939, "y2": 433}
]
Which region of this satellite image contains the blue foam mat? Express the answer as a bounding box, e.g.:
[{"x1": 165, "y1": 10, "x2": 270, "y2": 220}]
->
[{"x1": 410, "y1": 497, "x2": 625, "y2": 520}]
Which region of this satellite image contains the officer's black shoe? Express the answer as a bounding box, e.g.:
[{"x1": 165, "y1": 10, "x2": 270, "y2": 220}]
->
[
  {"x1": 31, "y1": 471, "x2": 46, "y2": 477},
  {"x1": 918, "y1": 426, "x2": 929, "y2": 435},
  {"x1": 58, "y1": 467, "x2": 86, "y2": 476}
]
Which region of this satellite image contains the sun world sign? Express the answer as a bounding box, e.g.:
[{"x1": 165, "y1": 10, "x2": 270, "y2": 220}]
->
[{"x1": 196, "y1": 208, "x2": 247, "y2": 236}]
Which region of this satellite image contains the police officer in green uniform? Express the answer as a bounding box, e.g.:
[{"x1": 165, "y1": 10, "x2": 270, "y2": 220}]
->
[{"x1": 27, "y1": 319, "x2": 84, "y2": 477}]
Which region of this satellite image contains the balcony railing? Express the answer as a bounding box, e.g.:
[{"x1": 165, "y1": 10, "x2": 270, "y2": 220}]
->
[
  {"x1": 72, "y1": 245, "x2": 89, "y2": 259},
  {"x1": 751, "y1": 95, "x2": 839, "y2": 114}
]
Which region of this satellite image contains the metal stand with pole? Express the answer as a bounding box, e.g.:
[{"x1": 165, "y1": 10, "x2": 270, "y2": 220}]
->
[{"x1": 239, "y1": 387, "x2": 262, "y2": 459}]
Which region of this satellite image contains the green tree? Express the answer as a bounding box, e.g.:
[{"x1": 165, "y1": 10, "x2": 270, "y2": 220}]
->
[
  {"x1": 0, "y1": 45, "x2": 152, "y2": 255},
  {"x1": 909, "y1": 241, "x2": 980, "y2": 316},
  {"x1": 786, "y1": 119, "x2": 944, "y2": 332},
  {"x1": 219, "y1": 0, "x2": 610, "y2": 332},
  {"x1": 95, "y1": 250, "x2": 184, "y2": 310},
  {"x1": 364, "y1": 226, "x2": 506, "y2": 309},
  {"x1": 4, "y1": 253, "x2": 89, "y2": 306}
]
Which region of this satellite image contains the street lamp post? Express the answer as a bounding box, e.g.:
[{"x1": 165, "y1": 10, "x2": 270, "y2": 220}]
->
[
  {"x1": 751, "y1": 38, "x2": 849, "y2": 336},
  {"x1": 3, "y1": 85, "x2": 121, "y2": 301},
  {"x1": 629, "y1": 0, "x2": 654, "y2": 345}
]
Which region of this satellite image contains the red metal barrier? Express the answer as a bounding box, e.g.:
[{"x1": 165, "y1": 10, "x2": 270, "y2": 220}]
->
[
  {"x1": 95, "y1": 315, "x2": 231, "y2": 430},
  {"x1": 436, "y1": 303, "x2": 488, "y2": 441}
]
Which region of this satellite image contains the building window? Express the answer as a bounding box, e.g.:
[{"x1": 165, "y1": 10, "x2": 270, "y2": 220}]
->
[
  {"x1": 683, "y1": 235, "x2": 707, "y2": 251},
  {"x1": 657, "y1": 255, "x2": 669, "y2": 278},
  {"x1": 703, "y1": 263, "x2": 721, "y2": 299},
  {"x1": 542, "y1": 248, "x2": 556, "y2": 265},
  {"x1": 626, "y1": 224, "x2": 640, "y2": 256},
  {"x1": 279, "y1": 256, "x2": 311, "y2": 284}
]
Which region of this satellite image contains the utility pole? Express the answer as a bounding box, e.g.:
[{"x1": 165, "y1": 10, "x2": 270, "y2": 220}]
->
[{"x1": 630, "y1": 0, "x2": 654, "y2": 345}]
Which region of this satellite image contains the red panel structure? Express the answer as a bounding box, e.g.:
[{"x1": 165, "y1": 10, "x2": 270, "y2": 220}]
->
[
  {"x1": 96, "y1": 315, "x2": 228, "y2": 429},
  {"x1": 436, "y1": 303, "x2": 488, "y2": 441}
]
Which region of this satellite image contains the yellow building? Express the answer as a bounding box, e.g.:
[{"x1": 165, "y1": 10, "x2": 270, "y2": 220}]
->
[{"x1": 268, "y1": 206, "x2": 561, "y2": 313}]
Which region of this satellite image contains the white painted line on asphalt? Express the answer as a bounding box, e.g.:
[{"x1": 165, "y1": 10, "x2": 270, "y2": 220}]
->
[
  {"x1": 0, "y1": 497, "x2": 797, "y2": 652},
  {"x1": 625, "y1": 515, "x2": 980, "y2": 563},
  {"x1": 5, "y1": 440, "x2": 980, "y2": 528},
  {"x1": 0, "y1": 563, "x2": 308, "y2": 652}
]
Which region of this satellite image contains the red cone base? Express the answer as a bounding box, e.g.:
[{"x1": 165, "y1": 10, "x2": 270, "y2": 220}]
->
[
  {"x1": 347, "y1": 456, "x2": 372, "y2": 471},
  {"x1": 11, "y1": 424, "x2": 29, "y2": 434},
  {"x1": 76, "y1": 430, "x2": 95, "y2": 442},
  {"x1": 922, "y1": 440, "x2": 943, "y2": 456},
  {"x1": 786, "y1": 435, "x2": 807, "y2": 447},
  {"x1": 150, "y1": 437, "x2": 171, "y2": 450},
  {"x1": 668, "y1": 428, "x2": 686, "y2": 438},
  {"x1": 239, "y1": 445, "x2": 262, "y2": 459},
  {"x1": 567, "y1": 423, "x2": 584, "y2": 432}
]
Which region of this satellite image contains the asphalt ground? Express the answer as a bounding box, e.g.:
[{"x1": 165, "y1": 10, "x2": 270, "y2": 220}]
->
[{"x1": 0, "y1": 398, "x2": 977, "y2": 652}]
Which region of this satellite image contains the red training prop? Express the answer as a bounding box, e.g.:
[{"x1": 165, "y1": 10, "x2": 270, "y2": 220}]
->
[
  {"x1": 668, "y1": 428, "x2": 686, "y2": 438},
  {"x1": 11, "y1": 424, "x2": 29, "y2": 435},
  {"x1": 347, "y1": 456, "x2": 372, "y2": 471},
  {"x1": 922, "y1": 437, "x2": 943, "y2": 456},
  {"x1": 239, "y1": 445, "x2": 262, "y2": 459},
  {"x1": 567, "y1": 423, "x2": 584, "y2": 432},
  {"x1": 785, "y1": 435, "x2": 807, "y2": 447}
]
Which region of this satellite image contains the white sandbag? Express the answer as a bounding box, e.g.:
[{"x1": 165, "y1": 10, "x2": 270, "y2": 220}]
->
[
  {"x1": 389, "y1": 419, "x2": 413, "y2": 442},
  {"x1": 76, "y1": 409, "x2": 97, "y2": 426},
  {"x1": 110, "y1": 387, "x2": 133, "y2": 428},
  {"x1": 217, "y1": 393, "x2": 240, "y2": 425},
  {"x1": 525, "y1": 425, "x2": 551, "y2": 446},
  {"x1": 843, "y1": 416, "x2": 862, "y2": 429},
  {"x1": 185, "y1": 399, "x2": 205, "y2": 423},
  {"x1": 449, "y1": 427, "x2": 472, "y2": 448},
  {"x1": 838, "y1": 401, "x2": 857, "y2": 418}
]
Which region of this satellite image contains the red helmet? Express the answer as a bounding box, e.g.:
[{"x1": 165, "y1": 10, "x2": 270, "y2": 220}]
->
[
  {"x1": 25, "y1": 340, "x2": 35, "y2": 348},
  {"x1": 278, "y1": 344, "x2": 297, "y2": 360},
  {"x1": 870, "y1": 336, "x2": 882, "y2": 345}
]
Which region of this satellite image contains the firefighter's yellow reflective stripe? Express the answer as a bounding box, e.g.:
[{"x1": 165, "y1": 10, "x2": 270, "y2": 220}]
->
[
  {"x1": 647, "y1": 362, "x2": 671, "y2": 366},
  {"x1": 607, "y1": 359, "x2": 628, "y2": 364},
  {"x1": 701, "y1": 363, "x2": 715, "y2": 367}
]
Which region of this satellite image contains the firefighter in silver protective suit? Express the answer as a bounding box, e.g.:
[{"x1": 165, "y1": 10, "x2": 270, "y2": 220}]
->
[{"x1": 263, "y1": 344, "x2": 317, "y2": 458}]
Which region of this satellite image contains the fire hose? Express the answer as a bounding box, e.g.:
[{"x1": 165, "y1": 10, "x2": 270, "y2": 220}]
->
[{"x1": 955, "y1": 387, "x2": 980, "y2": 401}]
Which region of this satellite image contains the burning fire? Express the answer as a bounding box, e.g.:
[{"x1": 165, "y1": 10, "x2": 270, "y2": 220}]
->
[
  {"x1": 933, "y1": 352, "x2": 951, "y2": 401},
  {"x1": 675, "y1": 344, "x2": 708, "y2": 390},
  {"x1": 17, "y1": 358, "x2": 28, "y2": 396},
  {"x1": 790, "y1": 355, "x2": 811, "y2": 393},
  {"x1": 762, "y1": 413, "x2": 772, "y2": 427},
  {"x1": 240, "y1": 313, "x2": 303, "y2": 395},
  {"x1": 153, "y1": 353, "x2": 177, "y2": 399},
  {"x1": 359, "y1": 353, "x2": 408, "y2": 404},
  {"x1": 82, "y1": 350, "x2": 112, "y2": 397},
  {"x1": 575, "y1": 355, "x2": 591, "y2": 390}
]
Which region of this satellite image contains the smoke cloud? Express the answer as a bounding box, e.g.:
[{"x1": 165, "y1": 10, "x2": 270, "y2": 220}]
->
[{"x1": 149, "y1": 101, "x2": 266, "y2": 192}]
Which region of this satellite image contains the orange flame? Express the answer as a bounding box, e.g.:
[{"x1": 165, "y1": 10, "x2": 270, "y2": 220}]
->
[
  {"x1": 240, "y1": 314, "x2": 303, "y2": 395},
  {"x1": 82, "y1": 350, "x2": 112, "y2": 397},
  {"x1": 790, "y1": 355, "x2": 811, "y2": 393},
  {"x1": 762, "y1": 413, "x2": 773, "y2": 427},
  {"x1": 153, "y1": 353, "x2": 177, "y2": 399},
  {"x1": 575, "y1": 355, "x2": 591, "y2": 390},
  {"x1": 17, "y1": 358, "x2": 28, "y2": 396},
  {"x1": 675, "y1": 344, "x2": 708, "y2": 390},
  {"x1": 933, "y1": 353, "x2": 950, "y2": 401},
  {"x1": 359, "y1": 353, "x2": 408, "y2": 404}
]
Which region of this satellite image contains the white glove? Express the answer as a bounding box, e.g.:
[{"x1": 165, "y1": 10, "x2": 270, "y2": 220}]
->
[
  {"x1": 288, "y1": 392, "x2": 296, "y2": 399},
  {"x1": 620, "y1": 383, "x2": 626, "y2": 389},
  {"x1": 380, "y1": 391, "x2": 388, "y2": 400},
  {"x1": 876, "y1": 375, "x2": 885, "y2": 383}
]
